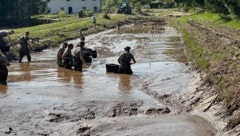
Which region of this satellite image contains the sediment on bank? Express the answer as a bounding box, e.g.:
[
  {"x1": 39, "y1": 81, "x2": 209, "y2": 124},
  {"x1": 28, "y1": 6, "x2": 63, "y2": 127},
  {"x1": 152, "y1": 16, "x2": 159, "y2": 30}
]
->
[{"x1": 169, "y1": 16, "x2": 240, "y2": 135}]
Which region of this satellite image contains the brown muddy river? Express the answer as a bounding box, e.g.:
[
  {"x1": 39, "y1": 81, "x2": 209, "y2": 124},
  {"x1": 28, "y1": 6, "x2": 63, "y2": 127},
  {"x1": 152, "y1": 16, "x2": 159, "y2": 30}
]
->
[{"x1": 0, "y1": 23, "x2": 215, "y2": 136}]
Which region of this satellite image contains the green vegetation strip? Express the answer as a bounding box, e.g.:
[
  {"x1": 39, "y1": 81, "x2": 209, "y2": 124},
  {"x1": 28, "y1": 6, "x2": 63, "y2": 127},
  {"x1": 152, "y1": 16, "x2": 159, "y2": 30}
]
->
[
  {"x1": 179, "y1": 12, "x2": 240, "y2": 30},
  {"x1": 11, "y1": 13, "x2": 131, "y2": 47}
]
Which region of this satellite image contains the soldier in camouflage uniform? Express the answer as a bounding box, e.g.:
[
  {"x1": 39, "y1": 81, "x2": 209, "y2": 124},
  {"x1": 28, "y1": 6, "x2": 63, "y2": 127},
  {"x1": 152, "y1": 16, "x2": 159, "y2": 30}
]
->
[
  {"x1": 0, "y1": 51, "x2": 10, "y2": 85},
  {"x1": 118, "y1": 46, "x2": 136, "y2": 74},
  {"x1": 19, "y1": 31, "x2": 31, "y2": 63},
  {"x1": 57, "y1": 42, "x2": 68, "y2": 67}
]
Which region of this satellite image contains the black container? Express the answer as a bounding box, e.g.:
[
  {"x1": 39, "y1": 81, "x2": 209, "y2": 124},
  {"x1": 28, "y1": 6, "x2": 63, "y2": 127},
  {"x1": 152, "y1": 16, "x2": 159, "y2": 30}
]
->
[
  {"x1": 85, "y1": 57, "x2": 92, "y2": 63},
  {"x1": 91, "y1": 50, "x2": 97, "y2": 58},
  {"x1": 106, "y1": 64, "x2": 119, "y2": 73}
]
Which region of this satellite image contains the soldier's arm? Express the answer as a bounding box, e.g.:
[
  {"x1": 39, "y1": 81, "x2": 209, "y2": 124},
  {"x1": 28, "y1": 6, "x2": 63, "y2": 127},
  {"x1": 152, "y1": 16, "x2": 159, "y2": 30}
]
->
[
  {"x1": 62, "y1": 49, "x2": 68, "y2": 59},
  {"x1": 1, "y1": 56, "x2": 10, "y2": 66},
  {"x1": 131, "y1": 54, "x2": 136, "y2": 64},
  {"x1": 118, "y1": 54, "x2": 123, "y2": 64}
]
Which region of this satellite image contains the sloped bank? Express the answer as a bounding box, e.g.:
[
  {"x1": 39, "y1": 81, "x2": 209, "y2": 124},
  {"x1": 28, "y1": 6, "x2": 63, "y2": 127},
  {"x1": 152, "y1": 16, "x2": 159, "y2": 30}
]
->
[{"x1": 170, "y1": 18, "x2": 240, "y2": 136}]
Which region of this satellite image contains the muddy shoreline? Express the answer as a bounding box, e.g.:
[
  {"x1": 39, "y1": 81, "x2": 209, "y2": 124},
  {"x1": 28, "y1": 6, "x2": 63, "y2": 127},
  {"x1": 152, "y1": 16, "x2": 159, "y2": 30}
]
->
[{"x1": 172, "y1": 19, "x2": 240, "y2": 136}]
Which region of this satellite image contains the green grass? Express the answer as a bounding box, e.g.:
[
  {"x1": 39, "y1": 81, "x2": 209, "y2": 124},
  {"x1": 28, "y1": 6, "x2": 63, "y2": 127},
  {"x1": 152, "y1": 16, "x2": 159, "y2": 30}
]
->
[
  {"x1": 181, "y1": 29, "x2": 209, "y2": 70},
  {"x1": 11, "y1": 13, "x2": 131, "y2": 46},
  {"x1": 179, "y1": 12, "x2": 240, "y2": 29}
]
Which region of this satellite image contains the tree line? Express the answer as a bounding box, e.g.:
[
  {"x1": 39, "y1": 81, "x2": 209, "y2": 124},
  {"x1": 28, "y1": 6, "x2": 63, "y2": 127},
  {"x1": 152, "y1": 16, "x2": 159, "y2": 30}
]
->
[
  {"x1": 175, "y1": 0, "x2": 240, "y2": 18},
  {"x1": 0, "y1": 0, "x2": 47, "y2": 27},
  {"x1": 1, "y1": 0, "x2": 239, "y2": 27},
  {"x1": 103, "y1": 0, "x2": 240, "y2": 18}
]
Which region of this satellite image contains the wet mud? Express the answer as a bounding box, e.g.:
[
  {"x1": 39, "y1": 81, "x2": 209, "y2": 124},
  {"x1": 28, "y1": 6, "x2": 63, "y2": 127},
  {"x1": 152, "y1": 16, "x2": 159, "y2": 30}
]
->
[{"x1": 0, "y1": 20, "x2": 215, "y2": 135}]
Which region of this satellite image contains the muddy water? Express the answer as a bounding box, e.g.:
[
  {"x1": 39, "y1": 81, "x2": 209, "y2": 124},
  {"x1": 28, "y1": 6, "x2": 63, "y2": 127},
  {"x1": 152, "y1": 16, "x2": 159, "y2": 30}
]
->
[{"x1": 0, "y1": 23, "x2": 215, "y2": 136}]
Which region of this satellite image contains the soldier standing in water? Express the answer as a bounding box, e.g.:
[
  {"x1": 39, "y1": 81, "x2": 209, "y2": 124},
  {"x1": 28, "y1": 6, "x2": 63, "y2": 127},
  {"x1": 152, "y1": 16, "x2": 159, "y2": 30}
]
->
[
  {"x1": 19, "y1": 31, "x2": 32, "y2": 63},
  {"x1": 73, "y1": 41, "x2": 90, "y2": 72},
  {"x1": 0, "y1": 51, "x2": 10, "y2": 85},
  {"x1": 62, "y1": 43, "x2": 74, "y2": 69},
  {"x1": 0, "y1": 30, "x2": 14, "y2": 55},
  {"x1": 57, "y1": 42, "x2": 68, "y2": 67},
  {"x1": 118, "y1": 46, "x2": 136, "y2": 74}
]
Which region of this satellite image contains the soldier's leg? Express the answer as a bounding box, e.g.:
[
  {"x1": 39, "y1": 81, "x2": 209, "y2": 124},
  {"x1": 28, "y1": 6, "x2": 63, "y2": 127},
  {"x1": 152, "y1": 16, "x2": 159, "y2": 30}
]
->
[
  {"x1": 0, "y1": 66, "x2": 8, "y2": 84},
  {"x1": 18, "y1": 50, "x2": 24, "y2": 63},
  {"x1": 26, "y1": 53, "x2": 31, "y2": 62}
]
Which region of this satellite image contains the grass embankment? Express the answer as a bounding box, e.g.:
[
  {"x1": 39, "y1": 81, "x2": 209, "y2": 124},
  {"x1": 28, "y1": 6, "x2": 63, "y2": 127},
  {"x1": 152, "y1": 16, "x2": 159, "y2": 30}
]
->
[
  {"x1": 10, "y1": 13, "x2": 131, "y2": 51},
  {"x1": 6, "y1": 13, "x2": 132, "y2": 60},
  {"x1": 12, "y1": 13, "x2": 131, "y2": 46},
  {"x1": 170, "y1": 12, "x2": 240, "y2": 129}
]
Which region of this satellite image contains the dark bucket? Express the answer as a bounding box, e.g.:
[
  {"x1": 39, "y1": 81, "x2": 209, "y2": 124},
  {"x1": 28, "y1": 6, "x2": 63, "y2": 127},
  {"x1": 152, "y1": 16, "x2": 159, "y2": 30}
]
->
[
  {"x1": 85, "y1": 57, "x2": 92, "y2": 63},
  {"x1": 106, "y1": 64, "x2": 119, "y2": 73},
  {"x1": 91, "y1": 50, "x2": 97, "y2": 58}
]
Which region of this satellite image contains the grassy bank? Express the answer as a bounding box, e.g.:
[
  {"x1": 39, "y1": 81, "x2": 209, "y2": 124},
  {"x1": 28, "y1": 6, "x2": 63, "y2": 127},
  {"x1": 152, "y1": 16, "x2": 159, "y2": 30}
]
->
[
  {"x1": 181, "y1": 12, "x2": 240, "y2": 29},
  {"x1": 169, "y1": 11, "x2": 240, "y2": 130},
  {"x1": 5, "y1": 13, "x2": 133, "y2": 60},
  {"x1": 11, "y1": 13, "x2": 132, "y2": 47}
]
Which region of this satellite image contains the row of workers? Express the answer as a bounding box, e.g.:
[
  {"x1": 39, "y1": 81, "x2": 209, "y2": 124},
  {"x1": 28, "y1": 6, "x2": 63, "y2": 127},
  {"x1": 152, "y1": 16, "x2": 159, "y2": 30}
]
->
[
  {"x1": 57, "y1": 37, "x2": 136, "y2": 74},
  {"x1": 0, "y1": 35, "x2": 136, "y2": 85}
]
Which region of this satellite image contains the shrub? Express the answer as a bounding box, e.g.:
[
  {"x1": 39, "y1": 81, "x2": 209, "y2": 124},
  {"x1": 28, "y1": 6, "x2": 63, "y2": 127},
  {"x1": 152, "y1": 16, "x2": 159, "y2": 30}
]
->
[{"x1": 103, "y1": 13, "x2": 110, "y2": 19}]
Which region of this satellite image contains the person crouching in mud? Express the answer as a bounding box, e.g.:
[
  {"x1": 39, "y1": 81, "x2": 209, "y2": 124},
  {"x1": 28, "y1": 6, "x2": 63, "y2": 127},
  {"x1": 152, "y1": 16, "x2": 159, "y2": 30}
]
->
[
  {"x1": 73, "y1": 41, "x2": 89, "y2": 72},
  {"x1": 62, "y1": 43, "x2": 74, "y2": 69},
  {"x1": 118, "y1": 46, "x2": 136, "y2": 74},
  {"x1": 0, "y1": 51, "x2": 10, "y2": 85},
  {"x1": 57, "y1": 42, "x2": 68, "y2": 67}
]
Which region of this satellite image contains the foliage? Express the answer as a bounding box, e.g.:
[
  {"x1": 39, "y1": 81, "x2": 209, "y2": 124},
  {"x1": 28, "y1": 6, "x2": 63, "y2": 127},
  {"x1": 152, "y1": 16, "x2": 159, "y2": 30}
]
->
[
  {"x1": 58, "y1": 10, "x2": 68, "y2": 18},
  {"x1": 103, "y1": 13, "x2": 110, "y2": 19},
  {"x1": 83, "y1": 9, "x2": 94, "y2": 17},
  {"x1": 174, "y1": 0, "x2": 240, "y2": 18},
  {"x1": 102, "y1": 0, "x2": 160, "y2": 12},
  {"x1": 0, "y1": 0, "x2": 47, "y2": 26},
  {"x1": 10, "y1": 13, "x2": 130, "y2": 46},
  {"x1": 135, "y1": 2, "x2": 142, "y2": 12},
  {"x1": 182, "y1": 12, "x2": 240, "y2": 29},
  {"x1": 178, "y1": 26, "x2": 209, "y2": 70},
  {"x1": 102, "y1": 0, "x2": 122, "y2": 12}
]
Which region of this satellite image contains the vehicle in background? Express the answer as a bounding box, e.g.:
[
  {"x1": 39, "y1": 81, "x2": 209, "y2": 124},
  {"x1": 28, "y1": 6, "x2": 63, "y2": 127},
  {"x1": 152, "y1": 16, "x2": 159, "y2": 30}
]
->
[{"x1": 117, "y1": 3, "x2": 131, "y2": 14}]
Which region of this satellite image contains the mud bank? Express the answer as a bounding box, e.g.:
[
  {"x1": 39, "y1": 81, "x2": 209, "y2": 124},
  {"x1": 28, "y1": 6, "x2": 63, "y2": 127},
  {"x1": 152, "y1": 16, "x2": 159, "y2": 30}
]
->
[{"x1": 171, "y1": 19, "x2": 240, "y2": 136}]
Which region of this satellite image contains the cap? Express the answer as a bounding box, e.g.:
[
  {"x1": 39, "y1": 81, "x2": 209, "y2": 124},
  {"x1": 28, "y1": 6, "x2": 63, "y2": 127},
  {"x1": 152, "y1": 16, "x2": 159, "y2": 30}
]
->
[
  {"x1": 124, "y1": 46, "x2": 131, "y2": 51},
  {"x1": 80, "y1": 41, "x2": 85, "y2": 47},
  {"x1": 80, "y1": 36, "x2": 85, "y2": 42}
]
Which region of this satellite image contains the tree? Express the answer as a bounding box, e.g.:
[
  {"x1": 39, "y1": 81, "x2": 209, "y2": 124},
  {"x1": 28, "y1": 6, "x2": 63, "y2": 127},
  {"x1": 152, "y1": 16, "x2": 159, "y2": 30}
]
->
[
  {"x1": 0, "y1": 0, "x2": 47, "y2": 26},
  {"x1": 102, "y1": 0, "x2": 121, "y2": 12},
  {"x1": 223, "y1": 0, "x2": 240, "y2": 17},
  {"x1": 205, "y1": 0, "x2": 229, "y2": 14},
  {"x1": 193, "y1": 0, "x2": 204, "y2": 7}
]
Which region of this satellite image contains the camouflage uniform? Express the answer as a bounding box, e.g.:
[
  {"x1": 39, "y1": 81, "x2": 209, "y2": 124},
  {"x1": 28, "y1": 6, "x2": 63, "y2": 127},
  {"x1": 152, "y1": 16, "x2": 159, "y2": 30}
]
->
[
  {"x1": 19, "y1": 32, "x2": 31, "y2": 63},
  {"x1": 118, "y1": 52, "x2": 135, "y2": 74},
  {"x1": 57, "y1": 47, "x2": 66, "y2": 67},
  {"x1": 0, "y1": 52, "x2": 9, "y2": 85}
]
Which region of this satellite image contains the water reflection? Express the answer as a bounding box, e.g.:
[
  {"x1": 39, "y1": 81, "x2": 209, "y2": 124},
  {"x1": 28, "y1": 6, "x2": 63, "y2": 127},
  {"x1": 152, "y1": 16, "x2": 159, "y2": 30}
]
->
[
  {"x1": 72, "y1": 71, "x2": 83, "y2": 89},
  {"x1": 19, "y1": 62, "x2": 31, "y2": 71},
  {"x1": 18, "y1": 63, "x2": 32, "y2": 81},
  {"x1": 119, "y1": 74, "x2": 132, "y2": 92},
  {"x1": 57, "y1": 68, "x2": 71, "y2": 82},
  {"x1": 57, "y1": 68, "x2": 83, "y2": 89},
  {"x1": 0, "y1": 85, "x2": 8, "y2": 98}
]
